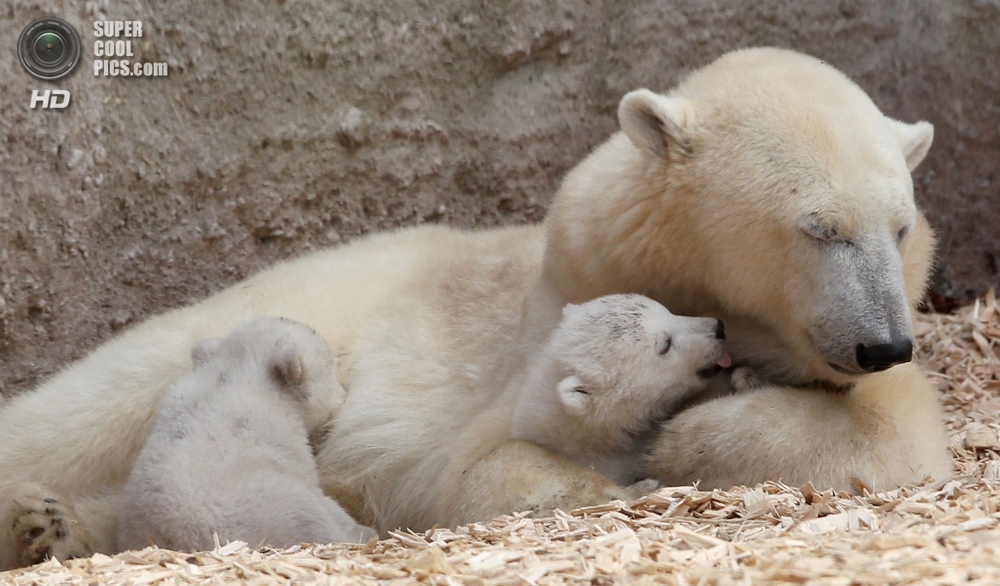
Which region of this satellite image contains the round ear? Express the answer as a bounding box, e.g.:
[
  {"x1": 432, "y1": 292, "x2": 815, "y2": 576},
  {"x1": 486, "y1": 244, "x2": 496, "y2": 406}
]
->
[
  {"x1": 556, "y1": 375, "x2": 592, "y2": 416},
  {"x1": 885, "y1": 117, "x2": 934, "y2": 172},
  {"x1": 272, "y1": 347, "x2": 305, "y2": 388},
  {"x1": 618, "y1": 89, "x2": 694, "y2": 157},
  {"x1": 191, "y1": 338, "x2": 223, "y2": 369}
]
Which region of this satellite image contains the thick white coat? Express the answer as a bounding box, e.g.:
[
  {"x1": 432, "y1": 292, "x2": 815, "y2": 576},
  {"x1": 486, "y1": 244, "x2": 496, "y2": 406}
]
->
[
  {"x1": 0, "y1": 48, "x2": 952, "y2": 568},
  {"x1": 512, "y1": 294, "x2": 726, "y2": 484},
  {"x1": 117, "y1": 317, "x2": 375, "y2": 552}
]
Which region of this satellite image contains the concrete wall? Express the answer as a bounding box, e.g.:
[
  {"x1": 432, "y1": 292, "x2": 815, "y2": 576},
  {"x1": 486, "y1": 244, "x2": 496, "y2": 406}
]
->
[{"x1": 1, "y1": 0, "x2": 997, "y2": 394}]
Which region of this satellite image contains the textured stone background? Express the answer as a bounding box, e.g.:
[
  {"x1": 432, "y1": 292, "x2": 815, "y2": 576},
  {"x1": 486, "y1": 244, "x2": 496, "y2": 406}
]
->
[{"x1": 0, "y1": 0, "x2": 997, "y2": 395}]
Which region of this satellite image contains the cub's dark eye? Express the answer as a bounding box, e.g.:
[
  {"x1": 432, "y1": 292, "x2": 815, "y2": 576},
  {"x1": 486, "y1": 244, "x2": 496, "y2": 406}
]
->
[
  {"x1": 658, "y1": 337, "x2": 672, "y2": 355},
  {"x1": 897, "y1": 226, "x2": 909, "y2": 244}
]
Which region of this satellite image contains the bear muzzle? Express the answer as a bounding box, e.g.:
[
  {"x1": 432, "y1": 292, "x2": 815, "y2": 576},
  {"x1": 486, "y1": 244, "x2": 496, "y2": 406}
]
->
[{"x1": 855, "y1": 336, "x2": 913, "y2": 372}]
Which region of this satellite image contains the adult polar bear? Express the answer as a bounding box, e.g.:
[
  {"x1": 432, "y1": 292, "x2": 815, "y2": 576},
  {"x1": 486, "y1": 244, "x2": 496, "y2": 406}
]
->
[{"x1": 0, "y1": 48, "x2": 951, "y2": 567}]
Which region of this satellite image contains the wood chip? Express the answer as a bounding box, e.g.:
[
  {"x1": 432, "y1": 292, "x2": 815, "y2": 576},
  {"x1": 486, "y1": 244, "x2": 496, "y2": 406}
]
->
[
  {"x1": 2, "y1": 292, "x2": 1000, "y2": 585},
  {"x1": 965, "y1": 426, "x2": 999, "y2": 450}
]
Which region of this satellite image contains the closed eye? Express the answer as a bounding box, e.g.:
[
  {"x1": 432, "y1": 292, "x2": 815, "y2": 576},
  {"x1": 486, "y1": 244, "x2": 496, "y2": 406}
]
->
[
  {"x1": 802, "y1": 222, "x2": 852, "y2": 247},
  {"x1": 658, "y1": 337, "x2": 672, "y2": 355},
  {"x1": 897, "y1": 226, "x2": 909, "y2": 244}
]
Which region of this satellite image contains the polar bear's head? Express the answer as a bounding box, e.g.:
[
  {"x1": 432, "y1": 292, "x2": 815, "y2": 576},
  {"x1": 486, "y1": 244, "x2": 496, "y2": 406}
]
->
[
  {"x1": 545, "y1": 48, "x2": 935, "y2": 385},
  {"x1": 192, "y1": 316, "x2": 345, "y2": 433},
  {"x1": 547, "y1": 294, "x2": 729, "y2": 439}
]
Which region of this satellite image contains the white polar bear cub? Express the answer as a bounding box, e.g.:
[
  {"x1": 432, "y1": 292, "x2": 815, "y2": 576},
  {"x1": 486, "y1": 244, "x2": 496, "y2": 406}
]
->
[
  {"x1": 512, "y1": 294, "x2": 730, "y2": 485},
  {"x1": 117, "y1": 316, "x2": 376, "y2": 552}
]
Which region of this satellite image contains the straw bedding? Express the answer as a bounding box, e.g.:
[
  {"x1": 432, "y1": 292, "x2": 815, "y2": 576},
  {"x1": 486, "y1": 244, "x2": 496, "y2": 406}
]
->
[{"x1": 3, "y1": 293, "x2": 999, "y2": 585}]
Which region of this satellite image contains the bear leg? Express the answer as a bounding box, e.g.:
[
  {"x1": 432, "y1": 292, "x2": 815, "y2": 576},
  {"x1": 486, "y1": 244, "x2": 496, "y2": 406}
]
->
[
  {"x1": 443, "y1": 439, "x2": 641, "y2": 526},
  {"x1": 8, "y1": 485, "x2": 121, "y2": 566},
  {"x1": 10, "y1": 486, "x2": 94, "y2": 565},
  {"x1": 644, "y1": 363, "x2": 954, "y2": 492}
]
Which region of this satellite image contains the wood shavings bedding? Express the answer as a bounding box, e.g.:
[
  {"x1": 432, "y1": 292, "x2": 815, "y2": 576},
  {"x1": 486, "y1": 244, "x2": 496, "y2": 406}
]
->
[{"x1": 3, "y1": 294, "x2": 998, "y2": 585}]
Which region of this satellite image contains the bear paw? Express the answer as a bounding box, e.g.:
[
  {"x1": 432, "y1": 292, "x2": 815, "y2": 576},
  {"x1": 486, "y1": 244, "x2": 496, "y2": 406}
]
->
[{"x1": 11, "y1": 489, "x2": 93, "y2": 565}]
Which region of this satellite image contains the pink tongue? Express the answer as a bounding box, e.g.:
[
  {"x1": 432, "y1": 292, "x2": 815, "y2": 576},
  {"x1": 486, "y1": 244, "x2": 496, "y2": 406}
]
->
[{"x1": 716, "y1": 351, "x2": 732, "y2": 369}]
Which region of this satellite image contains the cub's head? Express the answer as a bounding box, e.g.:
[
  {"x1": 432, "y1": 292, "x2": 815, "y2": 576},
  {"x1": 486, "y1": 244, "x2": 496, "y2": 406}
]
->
[
  {"x1": 192, "y1": 316, "x2": 344, "y2": 433},
  {"x1": 545, "y1": 47, "x2": 935, "y2": 385},
  {"x1": 550, "y1": 294, "x2": 728, "y2": 438}
]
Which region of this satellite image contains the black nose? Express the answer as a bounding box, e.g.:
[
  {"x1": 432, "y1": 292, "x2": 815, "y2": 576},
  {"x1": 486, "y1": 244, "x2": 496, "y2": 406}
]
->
[
  {"x1": 714, "y1": 319, "x2": 726, "y2": 340},
  {"x1": 855, "y1": 338, "x2": 912, "y2": 372}
]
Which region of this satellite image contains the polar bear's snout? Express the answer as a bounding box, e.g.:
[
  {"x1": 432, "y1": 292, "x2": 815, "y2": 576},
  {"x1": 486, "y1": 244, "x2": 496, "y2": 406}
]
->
[
  {"x1": 696, "y1": 323, "x2": 731, "y2": 379},
  {"x1": 807, "y1": 231, "x2": 916, "y2": 377},
  {"x1": 855, "y1": 333, "x2": 913, "y2": 373}
]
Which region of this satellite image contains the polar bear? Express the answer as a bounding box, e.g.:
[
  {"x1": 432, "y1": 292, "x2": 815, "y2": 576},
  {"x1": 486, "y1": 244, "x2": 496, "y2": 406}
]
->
[
  {"x1": 511, "y1": 294, "x2": 729, "y2": 485},
  {"x1": 0, "y1": 47, "x2": 952, "y2": 569},
  {"x1": 117, "y1": 317, "x2": 376, "y2": 552}
]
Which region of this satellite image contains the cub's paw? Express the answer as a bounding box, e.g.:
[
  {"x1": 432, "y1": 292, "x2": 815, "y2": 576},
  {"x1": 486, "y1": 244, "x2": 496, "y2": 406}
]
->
[
  {"x1": 354, "y1": 524, "x2": 379, "y2": 543},
  {"x1": 604, "y1": 478, "x2": 658, "y2": 503},
  {"x1": 626, "y1": 478, "x2": 660, "y2": 498},
  {"x1": 11, "y1": 489, "x2": 93, "y2": 565}
]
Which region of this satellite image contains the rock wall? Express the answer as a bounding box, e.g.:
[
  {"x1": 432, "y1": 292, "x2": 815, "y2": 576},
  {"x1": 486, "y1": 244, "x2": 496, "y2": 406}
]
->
[{"x1": 1, "y1": 0, "x2": 997, "y2": 394}]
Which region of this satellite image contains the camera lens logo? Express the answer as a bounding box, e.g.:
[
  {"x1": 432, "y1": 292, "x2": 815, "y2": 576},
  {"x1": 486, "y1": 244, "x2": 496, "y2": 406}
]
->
[{"x1": 17, "y1": 17, "x2": 82, "y2": 81}]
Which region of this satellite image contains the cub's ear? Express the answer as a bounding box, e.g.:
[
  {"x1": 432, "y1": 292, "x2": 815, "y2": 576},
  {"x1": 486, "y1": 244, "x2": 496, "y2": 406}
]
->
[
  {"x1": 191, "y1": 338, "x2": 223, "y2": 369},
  {"x1": 618, "y1": 89, "x2": 694, "y2": 157},
  {"x1": 557, "y1": 375, "x2": 592, "y2": 416},
  {"x1": 885, "y1": 118, "x2": 933, "y2": 172},
  {"x1": 272, "y1": 347, "x2": 306, "y2": 389}
]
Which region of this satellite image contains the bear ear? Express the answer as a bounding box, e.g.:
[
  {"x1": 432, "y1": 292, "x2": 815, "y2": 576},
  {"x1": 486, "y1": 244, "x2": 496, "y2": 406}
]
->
[
  {"x1": 272, "y1": 347, "x2": 306, "y2": 389},
  {"x1": 556, "y1": 375, "x2": 592, "y2": 416},
  {"x1": 191, "y1": 338, "x2": 223, "y2": 369},
  {"x1": 885, "y1": 118, "x2": 933, "y2": 172},
  {"x1": 618, "y1": 89, "x2": 694, "y2": 157}
]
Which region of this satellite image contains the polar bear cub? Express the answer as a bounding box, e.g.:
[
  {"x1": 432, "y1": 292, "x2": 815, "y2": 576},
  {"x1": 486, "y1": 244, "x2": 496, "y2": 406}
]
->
[
  {"x1": 118, "y1": 316, "x2": 376, "y2": 552},
  {"x1": 512, "y1": 294, "x2": 730, "y2": 485}
]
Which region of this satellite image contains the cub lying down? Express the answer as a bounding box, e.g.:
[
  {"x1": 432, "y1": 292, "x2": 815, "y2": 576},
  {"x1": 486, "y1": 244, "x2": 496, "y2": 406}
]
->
[
  {"x1": 118, "y1": 317, "x2": 376, "y2": 552},
  {"x1": 512, "y1": 294, "x2": 730, "y2": 485}
]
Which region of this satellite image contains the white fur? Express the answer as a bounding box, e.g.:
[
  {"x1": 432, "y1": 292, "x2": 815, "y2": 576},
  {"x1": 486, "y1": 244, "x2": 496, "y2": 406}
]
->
[
  {"x1": 0, "y1": 48, "x2": 954, "y2": 569},
  {"x1": 117, "y1": 317, "x2": 375, "y2": 552},
  {"x1": 512, "y1": 294, "x2": 726, "y2": 484}
]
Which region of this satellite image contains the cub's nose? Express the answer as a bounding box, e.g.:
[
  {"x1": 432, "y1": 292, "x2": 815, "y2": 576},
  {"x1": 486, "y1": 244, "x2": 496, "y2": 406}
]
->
[
  {"x1": 855, "y1": 337, "x2": 912, "y2": 372},
  {"x1": 714, "y1": 319, "x2": 726, "y2": 340}
]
